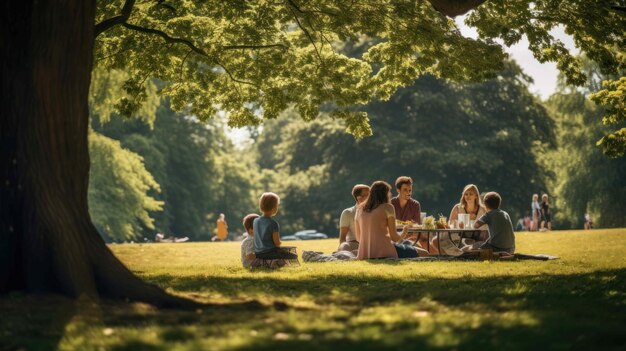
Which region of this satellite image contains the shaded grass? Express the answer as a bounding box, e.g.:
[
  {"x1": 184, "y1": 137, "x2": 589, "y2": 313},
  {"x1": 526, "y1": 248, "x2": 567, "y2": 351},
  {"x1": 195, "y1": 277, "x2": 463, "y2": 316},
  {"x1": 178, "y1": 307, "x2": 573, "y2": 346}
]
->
[{"x1": 1, "y1": 229, "x2": 624, "y2": 350}]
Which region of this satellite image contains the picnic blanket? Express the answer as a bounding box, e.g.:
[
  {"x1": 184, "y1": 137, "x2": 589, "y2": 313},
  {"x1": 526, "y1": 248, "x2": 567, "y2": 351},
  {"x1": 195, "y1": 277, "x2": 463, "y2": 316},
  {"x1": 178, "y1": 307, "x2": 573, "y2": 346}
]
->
[
  {"x1": 383, "y1": 252, "x2": 560, "y2": 261},
  {"x1": 302, "y1": 250, "x2": 559, "y2": 263},
  {"x1": 302, "y1": 250, "x2": 356, "y2": 262},
  {"x1": 252, "y1": 246, "x2": 300, "y2": 268}
]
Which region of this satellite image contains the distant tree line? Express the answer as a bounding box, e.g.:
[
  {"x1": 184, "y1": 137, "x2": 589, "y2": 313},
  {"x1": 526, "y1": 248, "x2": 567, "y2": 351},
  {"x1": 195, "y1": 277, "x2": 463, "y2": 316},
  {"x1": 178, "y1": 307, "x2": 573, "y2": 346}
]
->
[{"x1": 88, "y1": 61, "x2": 626, "y2": 242}]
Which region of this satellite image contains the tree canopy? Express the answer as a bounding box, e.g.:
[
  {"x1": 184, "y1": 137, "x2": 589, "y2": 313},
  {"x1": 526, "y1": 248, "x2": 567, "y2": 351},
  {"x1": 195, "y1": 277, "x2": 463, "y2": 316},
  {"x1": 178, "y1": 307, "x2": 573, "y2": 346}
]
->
[
  {"x1": 94, "y1": 0, "x2": 625, "y2": 155},
  {"x1": 93, "y1": 0, "x2": 506, "y2": 133}
]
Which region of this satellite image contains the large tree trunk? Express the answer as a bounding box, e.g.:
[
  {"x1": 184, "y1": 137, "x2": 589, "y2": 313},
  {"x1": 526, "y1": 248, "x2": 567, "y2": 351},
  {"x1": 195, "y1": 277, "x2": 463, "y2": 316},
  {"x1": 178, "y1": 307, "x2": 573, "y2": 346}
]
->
[{"x1": 1, "y1": 0, "x2": 197, "y2": 309}]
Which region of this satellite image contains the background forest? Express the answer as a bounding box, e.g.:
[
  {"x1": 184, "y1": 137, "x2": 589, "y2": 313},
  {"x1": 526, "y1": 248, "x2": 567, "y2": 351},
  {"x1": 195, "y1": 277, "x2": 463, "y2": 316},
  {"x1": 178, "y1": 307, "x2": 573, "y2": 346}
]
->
[{"x1": 88, "y1": 59, "x2": 626, "y2": 242}]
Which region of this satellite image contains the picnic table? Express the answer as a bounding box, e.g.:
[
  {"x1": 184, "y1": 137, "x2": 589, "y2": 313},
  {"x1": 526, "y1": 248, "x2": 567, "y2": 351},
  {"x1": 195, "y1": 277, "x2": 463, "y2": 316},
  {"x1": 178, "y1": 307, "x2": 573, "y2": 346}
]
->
[{"x1": 402, "y1": 227, "x2": 483, "y2": 256}]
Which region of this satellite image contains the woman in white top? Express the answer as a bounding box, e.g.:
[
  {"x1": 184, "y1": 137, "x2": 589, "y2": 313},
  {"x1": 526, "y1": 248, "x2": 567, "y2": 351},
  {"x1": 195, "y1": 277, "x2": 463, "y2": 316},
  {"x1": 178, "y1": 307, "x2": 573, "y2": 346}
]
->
[
  {"x1": 449, "y1": 184, "x2": 488, "y2": 241},
  {"x1": 531, "y1": 194, "x2": 541, "y2": 231}
]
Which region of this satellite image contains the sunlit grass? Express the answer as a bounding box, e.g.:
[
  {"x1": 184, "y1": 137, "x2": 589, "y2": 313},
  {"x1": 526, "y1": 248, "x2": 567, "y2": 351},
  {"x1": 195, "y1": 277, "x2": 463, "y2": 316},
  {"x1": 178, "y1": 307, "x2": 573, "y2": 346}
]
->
[{"x1": 1, "y1": 228, "x2": 624, "y2": 350}]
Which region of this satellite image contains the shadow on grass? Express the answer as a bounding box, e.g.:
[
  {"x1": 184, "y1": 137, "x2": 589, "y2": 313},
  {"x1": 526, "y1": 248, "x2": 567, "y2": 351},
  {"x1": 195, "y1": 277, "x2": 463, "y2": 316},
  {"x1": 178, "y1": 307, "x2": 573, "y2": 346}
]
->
[
  {"x1": 1, "y1": 270, "x2": 624, "y2": 351},
  {"x1": 82, "y1": 269, "x2": 625, "y2": 351},
  {"x1": 147, "y1": 268, "x2": 626, "y2": 309},
  {"x1": 0, "y1": 293, "x2": 75, "y2": 351},
  {"x1": 137, "y1": 268, "x2": 623, "y2": 350},
  {"x1": 0, "y1": 294, "x2": 268, "y2": 351}
]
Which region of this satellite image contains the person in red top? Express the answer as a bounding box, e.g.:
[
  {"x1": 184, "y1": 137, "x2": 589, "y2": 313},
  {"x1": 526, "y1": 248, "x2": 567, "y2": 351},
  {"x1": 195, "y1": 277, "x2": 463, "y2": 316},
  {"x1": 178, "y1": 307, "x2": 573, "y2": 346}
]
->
[
  {"x1": 390, "y1": 176, "x2": 426, "y2": 249},
  {"x1": 390, "y1": 176, "x2": 422, "y2": 223}
]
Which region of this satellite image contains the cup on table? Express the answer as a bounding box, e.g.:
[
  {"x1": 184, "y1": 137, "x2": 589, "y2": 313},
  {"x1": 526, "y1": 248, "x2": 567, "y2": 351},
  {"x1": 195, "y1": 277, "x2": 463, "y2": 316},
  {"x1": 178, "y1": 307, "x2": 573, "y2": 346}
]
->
[
  {"x1": 458, "y1": 214, "x2": 470, "y2": 228},
  {"x1": 469, "y1": 220, "x2": 476, "y2": 228},
  {"x1": 450, "y1": 220, "x2": 457, "y2": 229},
  {"x1": 420, "y1": 212, "x2": 426, "y2": 224}
]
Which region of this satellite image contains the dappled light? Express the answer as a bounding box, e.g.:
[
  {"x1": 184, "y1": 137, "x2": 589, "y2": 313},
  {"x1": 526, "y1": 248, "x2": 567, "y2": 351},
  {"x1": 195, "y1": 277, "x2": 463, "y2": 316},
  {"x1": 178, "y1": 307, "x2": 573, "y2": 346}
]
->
[
  {"x1": 2, "y1": 1, "x2": 624, "y2": 350},
  {"x1": 2, "y1": 230, "x2": 623, "y2": 350}
]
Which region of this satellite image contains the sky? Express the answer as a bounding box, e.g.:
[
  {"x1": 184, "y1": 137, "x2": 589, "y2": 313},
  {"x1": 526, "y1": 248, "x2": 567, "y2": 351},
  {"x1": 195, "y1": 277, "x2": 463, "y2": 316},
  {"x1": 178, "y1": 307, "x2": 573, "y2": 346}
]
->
[{"x1": 455, "y1": 17, "x2": 578, "y2": 100}]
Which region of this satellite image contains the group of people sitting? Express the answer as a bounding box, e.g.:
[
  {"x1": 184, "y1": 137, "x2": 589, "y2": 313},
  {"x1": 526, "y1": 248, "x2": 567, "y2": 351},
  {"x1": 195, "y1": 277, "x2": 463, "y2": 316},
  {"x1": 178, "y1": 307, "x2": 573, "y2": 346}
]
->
[{"x1": 239, "y1": 176, "x2": 516, "y2": 268}]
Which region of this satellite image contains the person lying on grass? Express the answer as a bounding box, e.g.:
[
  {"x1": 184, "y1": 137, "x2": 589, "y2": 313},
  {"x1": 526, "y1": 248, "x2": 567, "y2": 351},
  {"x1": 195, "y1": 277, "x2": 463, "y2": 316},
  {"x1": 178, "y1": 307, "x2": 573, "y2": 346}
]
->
[
  {"x1": 473, "y1": 191, "x2": 516, "y2": 254},
  {"x1": 355, "y1": 181, "x2": 430, "y2": 259},
  {"x1": 253, "y1": 192, "x2": 298, "y2": 261}
]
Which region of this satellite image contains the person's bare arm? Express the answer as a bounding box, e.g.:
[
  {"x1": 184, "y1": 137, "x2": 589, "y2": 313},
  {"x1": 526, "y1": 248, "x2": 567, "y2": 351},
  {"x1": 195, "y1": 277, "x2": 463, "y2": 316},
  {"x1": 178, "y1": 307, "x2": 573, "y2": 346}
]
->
[
  {"x1": 355, "y1": 219, "x2": 361, "y2": 242},
  {"x1": 415, "y1": 202, "x2": 422, "y2": 224},
  {"x1": 449, "y1": 205, "x2": 458, "y2": 225},
  {"x1": 339, "y1": 227, "x2": 350, "y2": 243},
  {"x1": 474, "y1": 220, "x2": 484, "y2": 229},
  {"x1": 387, "y1": 216, "x2": 408, "y2": 242},
  {"x1": 272, "y1": 231, "x2": 281, "y2": 247}
]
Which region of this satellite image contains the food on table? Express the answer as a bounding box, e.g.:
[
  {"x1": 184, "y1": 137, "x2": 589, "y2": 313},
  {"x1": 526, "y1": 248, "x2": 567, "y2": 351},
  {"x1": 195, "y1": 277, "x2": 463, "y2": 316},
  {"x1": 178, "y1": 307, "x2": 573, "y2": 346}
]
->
[
  {"x1": 436, "y1": 215, "x2": 449, "y2": 229},
  {"x1": 395, "y1": 219, "x2": 413, "y2": 226},
  {"x1": 423, "y1": 216, "x2": 436, "y2": 229}
]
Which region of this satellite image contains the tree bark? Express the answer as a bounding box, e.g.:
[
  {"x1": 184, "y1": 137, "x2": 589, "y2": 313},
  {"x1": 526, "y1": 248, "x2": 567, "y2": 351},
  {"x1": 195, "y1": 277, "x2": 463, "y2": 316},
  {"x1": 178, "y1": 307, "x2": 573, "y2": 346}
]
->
[{"x1": 1, "y1": 0, "x2": 198, "y2": 309}]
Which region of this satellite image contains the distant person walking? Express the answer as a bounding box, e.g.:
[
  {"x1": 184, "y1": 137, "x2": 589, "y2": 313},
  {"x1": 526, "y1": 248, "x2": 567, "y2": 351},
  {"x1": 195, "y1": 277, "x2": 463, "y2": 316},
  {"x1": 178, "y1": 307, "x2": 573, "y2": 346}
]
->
[
  {"x1": 216, "y1": 213, "x2": 228, "y2": 241},
  {"x1": 584, "y1": 213, "x2": 593, "y2": 230},
  {"x1": 531, "y1": 194, "x2": 541, "y2": 231},
  {"x1": 540, "y1": 194, "x2": 552, "y2": 231}
]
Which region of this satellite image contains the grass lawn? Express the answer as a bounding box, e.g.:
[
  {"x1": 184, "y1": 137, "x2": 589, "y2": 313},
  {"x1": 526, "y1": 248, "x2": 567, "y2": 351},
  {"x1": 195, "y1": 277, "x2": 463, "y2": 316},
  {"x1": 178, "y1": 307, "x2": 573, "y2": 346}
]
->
[{"x1": 1, "y1": 228, "x2": 625, "y2": 350}]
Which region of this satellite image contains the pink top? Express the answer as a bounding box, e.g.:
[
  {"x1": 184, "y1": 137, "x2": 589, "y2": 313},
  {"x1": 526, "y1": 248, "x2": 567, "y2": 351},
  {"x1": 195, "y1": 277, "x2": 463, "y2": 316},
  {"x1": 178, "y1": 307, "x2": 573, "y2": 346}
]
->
[{"x1": 356, "y1": 203, "x2": 398, "y2": 259}]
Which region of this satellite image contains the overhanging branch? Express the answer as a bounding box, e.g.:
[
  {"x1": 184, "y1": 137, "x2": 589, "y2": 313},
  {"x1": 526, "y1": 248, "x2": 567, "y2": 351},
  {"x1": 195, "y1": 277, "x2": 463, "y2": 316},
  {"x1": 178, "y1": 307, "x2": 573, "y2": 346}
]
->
[
  {"x1": 94, "y1": 0, "x2": 136, "y2": 37},
  {"x1": 121, "y1": 23, "x2": 259, "y2": 87},
  {"x1": 97, "y1": 2, "x2": 284, "y2": 86},
  {"x1": 223, "y1": 44, "x2": 288, "y2": 50},
  {"x1": 121, "y1": 23, "x2": 286, "y2": 54},
  {"x1": 155, "y1": 0, "x2": 177, "y2": 14},
  {"x1": 287, "y1": 0, "x2": 323, "y2": 62},
  {"x1": 122, "y1": 22, "x2": 208, "y2": 56}
]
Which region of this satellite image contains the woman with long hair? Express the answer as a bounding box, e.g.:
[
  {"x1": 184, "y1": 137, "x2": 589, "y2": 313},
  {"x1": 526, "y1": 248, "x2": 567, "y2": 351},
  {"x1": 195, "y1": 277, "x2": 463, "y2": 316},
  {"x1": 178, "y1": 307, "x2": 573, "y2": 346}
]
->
[
  {"x1": 448, "y1": 184, "x2": 488, "y2": 240},
  {"x1": 531, "y1": 194, "x2": 541, "y2": 231},
  {"x1": 355, "y1": 181, "x2": 429, "y2": 259}
]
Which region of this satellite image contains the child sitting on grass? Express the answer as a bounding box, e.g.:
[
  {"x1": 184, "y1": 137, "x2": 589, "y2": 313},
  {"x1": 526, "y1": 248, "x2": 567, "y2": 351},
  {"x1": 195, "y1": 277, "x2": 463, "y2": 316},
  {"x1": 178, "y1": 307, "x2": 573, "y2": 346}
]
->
[
  {"x1": 240, "y1": 213, "x2": 259, "y2": 268},
  {"x1": 254, "y1": 192, "x2": 299, "y2": 261},
  {"x1": 473, "y1": 191, "x2": 516, "y2": 254}
]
